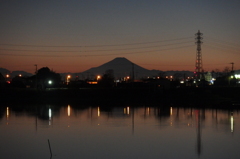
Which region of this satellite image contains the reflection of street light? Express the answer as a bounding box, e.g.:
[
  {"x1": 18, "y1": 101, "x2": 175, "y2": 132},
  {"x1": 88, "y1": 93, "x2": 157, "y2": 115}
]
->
[
  {"x1": 49, "y1": 108, "x2": 52, "y2": 125},
  {"x1": 6, "y1": 107, "x2": 9, "y2": 118},
  {"x1": 97, "y1": 107, "x2": 100, "y2": 117},
  {"x1": 68, "y1": 105, "x2": 71, "y2": 117},
  {"x1": 123, "y1": 107, "x2": 130, "y2": 115}
]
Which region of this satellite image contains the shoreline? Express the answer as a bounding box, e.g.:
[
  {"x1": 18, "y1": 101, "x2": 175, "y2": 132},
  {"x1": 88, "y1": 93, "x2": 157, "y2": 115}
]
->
[{"x1": 1, "y1": 87, "x2": 240, "y2": 109}]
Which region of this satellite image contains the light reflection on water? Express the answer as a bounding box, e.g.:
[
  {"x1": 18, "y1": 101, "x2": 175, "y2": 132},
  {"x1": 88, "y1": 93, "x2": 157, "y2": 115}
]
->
[{"x1": 0, "y1": 105, "x2": 240, "y2": 159}]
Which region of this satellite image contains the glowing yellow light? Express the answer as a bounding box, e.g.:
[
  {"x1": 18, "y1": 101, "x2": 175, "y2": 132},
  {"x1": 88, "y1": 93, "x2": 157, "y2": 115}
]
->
[
  {"x1": 170, "y1": 107, "x2": 172, "y2": 115},
  {"x1": 97, "y1": 107, "x2": 100, "y2": 117},
  {"x1": 6, "y1": 74, "x2": 10, "y2": 78},
  {"x1": 66, "y1": 75, "x2": 71, "y2": 85},
  {"x1": 68, "y1": 105, "x2": 71, "y2": 117},
  {"x1": 88, "y1": 81, "x2": 98, "y2": 84},
  {"x1": 97, "y1": 75, "x2": 101, "y2": 80}
]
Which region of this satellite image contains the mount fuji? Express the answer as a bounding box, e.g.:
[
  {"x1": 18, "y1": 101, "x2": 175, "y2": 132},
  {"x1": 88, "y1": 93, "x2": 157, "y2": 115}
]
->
[{"x1": 81, "y1": 57, "x2": 159, "y2": 79}]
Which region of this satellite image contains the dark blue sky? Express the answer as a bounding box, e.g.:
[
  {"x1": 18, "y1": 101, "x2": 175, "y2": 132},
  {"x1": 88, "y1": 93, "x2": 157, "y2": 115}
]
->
[{"x1": 1, "y1": 0, "x2": 240, "y2": 73}]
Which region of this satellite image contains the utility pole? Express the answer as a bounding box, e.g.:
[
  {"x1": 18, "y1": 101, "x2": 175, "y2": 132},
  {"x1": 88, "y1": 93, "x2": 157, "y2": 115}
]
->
[
  {"x1": 195, "y1": 30, "x2": 203, "y2": 82},
  {"x1": 230, "y1": 62, "x2": 234, "y2": 72},
  {"x1": 34, "y1": 64, "x2": 38, "y2": 88},
  {"x1": 132, "y1": 63, "x2": 135, "y2": 82},
  {"x1": 35, "y1": 64, "x2": 38, "y2": 74}
]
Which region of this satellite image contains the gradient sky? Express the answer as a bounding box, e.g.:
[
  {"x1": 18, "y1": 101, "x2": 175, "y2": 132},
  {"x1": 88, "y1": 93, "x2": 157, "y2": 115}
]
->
[{"x1": 1, "y1": 0, "x2": 240, "y2": 74}]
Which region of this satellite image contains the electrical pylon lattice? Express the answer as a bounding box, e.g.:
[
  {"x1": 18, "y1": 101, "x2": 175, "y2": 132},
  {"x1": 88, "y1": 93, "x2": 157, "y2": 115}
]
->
[{"x1": 195, "y1": 30, "x2": 203, "y2": 80}]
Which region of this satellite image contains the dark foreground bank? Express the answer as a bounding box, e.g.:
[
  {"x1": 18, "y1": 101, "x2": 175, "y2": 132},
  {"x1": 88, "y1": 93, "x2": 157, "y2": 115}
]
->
[{"x1": 1, "y1": 87, "x2": 240, "y2": 108}]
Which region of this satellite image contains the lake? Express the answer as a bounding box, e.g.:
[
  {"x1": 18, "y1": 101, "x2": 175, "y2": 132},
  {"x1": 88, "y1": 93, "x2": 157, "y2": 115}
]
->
[{"x1": 0, "y1": 104, "x2": 240, "y2": 159}]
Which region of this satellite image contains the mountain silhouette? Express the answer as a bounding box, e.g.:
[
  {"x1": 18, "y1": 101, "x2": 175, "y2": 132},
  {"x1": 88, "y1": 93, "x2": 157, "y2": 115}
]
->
[
  {"x1": 1, "y1": 57, "x2": 198, "y2": 80},
  {"x1": 0, "y1": 68, "x2": 33, "y2": 77},
  {"x1": 81, "y1": 57, "x2": 158, "y2": 79},
  {"x1": 0, "y1": 68, "x2": 10, "y2": 74}
]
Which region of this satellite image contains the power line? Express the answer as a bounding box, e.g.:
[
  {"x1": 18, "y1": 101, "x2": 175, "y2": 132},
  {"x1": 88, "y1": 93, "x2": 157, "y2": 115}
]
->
[
  {"x1": 205, "y1": 40, "x2": 240, "y2": 49},
  {"x1": 0, "y1": 36, "x2": 193, "y2": 48},
  {"x1": 204, "y1": 40, "x2": 240, "y2": 52},
  {"x1": 204, "y1": 44, "x2": 240, "y2": 55},
  {"x1": 0, "y1": 45, "x2": 194, "y2": 57},
  {"x1": 0, "y1": 40, "x2": 193, "y2": 53},
  {"x1": 205, "y1": 36, "x2": 240, "y2": 48},
  {"x1": 2, "y1": 62, "x2": 233, "y2": 68}
]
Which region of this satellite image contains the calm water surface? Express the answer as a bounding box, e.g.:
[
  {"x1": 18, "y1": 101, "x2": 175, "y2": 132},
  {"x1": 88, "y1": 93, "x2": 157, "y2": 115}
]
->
[{"x1": 0, "y1": 104, "x2": 240, "y2": 159}]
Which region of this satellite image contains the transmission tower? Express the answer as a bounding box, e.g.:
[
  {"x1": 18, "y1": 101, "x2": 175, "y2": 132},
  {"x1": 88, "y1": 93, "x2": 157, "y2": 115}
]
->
[{"x1": 194, "y1": 30, "x2": 203, "y2": 81}]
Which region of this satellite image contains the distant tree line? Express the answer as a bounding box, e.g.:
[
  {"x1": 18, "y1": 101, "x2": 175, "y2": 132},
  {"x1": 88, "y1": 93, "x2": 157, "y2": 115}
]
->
[
  {"x1": 1, "y1": 66, "x2": 239, "y2": 88},
  {"x1": 2, "y1": 67, "x2": 61, "y2": 89}
]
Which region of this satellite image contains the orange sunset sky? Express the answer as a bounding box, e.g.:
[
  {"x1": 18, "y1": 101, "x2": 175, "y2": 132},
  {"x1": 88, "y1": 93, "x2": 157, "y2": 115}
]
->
[{"x1": 1, "y1": 0, "x2": 240, "y2": 74}]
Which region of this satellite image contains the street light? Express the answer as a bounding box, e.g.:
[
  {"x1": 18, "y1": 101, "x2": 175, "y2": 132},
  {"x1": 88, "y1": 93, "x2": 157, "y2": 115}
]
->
[
  {"x1": 97, "y1": 75, "x2": 101, "y2": 80},
  {"x1": 48, "y1": 80, "x2": 52, "y2": 85},
  {"x1": 125, "y1": 76, "x2": 130, "y2": 82},
  {"x1": 67, "y1": 75, "x2": 71, "y2": 85}
]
